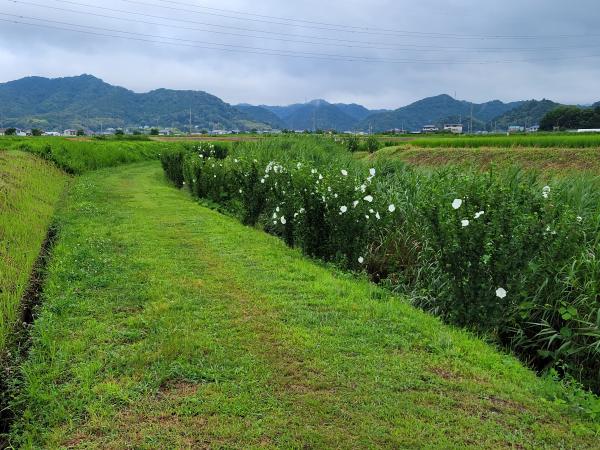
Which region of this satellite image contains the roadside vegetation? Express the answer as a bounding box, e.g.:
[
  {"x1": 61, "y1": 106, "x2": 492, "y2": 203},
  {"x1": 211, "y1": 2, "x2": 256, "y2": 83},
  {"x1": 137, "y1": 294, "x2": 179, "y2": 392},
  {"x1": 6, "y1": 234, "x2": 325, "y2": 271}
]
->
[
  {"x1": 161, "y1": 137, "x2": 600, "y2": 397},
  {"x1": 8, "y1": 162, "x2": 599, "y2": 447}
]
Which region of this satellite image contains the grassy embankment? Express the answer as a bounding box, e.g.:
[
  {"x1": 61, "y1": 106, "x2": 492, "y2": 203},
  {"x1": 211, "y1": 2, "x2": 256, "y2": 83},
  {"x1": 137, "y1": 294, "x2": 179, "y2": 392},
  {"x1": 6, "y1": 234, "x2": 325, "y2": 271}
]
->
[
  {"x1": 0, "y1": 137, "x2": 174, "y2": 174},
  {"x1": 0, "y1": 151, "x2": 68, "y2": 355},
  {"x1": 365, "y1": 145, "x2": 600, "y2": 174},
  {"x1": 8, "y1": 161, "x2": 598, "y2": 448}
]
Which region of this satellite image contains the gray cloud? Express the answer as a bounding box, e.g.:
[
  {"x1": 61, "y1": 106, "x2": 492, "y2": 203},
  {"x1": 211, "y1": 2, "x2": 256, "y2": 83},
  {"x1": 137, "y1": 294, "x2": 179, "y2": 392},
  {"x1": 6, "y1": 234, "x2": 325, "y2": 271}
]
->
[{"x1": 0, "y1": 0, "x2": 599, "y2": 108}]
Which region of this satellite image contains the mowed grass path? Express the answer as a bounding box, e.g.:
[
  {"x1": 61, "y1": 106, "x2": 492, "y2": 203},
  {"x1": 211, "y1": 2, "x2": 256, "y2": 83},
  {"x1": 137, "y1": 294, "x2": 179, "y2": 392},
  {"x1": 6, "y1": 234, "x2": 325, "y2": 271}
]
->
[{"x1": 10, "y1": 162, "x2": 597, "y2": 448}]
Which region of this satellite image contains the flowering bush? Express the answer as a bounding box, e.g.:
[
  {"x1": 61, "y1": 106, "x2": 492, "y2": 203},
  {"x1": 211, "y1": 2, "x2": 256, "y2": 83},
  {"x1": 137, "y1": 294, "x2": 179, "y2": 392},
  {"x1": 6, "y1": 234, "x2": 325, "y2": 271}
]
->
[{"x1": 160, "y1": 138, "x2": 600, "y2": 393}]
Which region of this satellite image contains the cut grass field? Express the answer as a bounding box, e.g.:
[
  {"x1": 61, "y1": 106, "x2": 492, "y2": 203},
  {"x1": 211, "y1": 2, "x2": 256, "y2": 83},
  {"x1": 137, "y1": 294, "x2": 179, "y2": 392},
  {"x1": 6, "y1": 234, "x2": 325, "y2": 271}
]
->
[
  {"x1": 0, "y1": 151, "x2": 68, "y2": 354},
  {"x1": 365, "y1": 145, "x2": 600, "y2": 174},
  {"x1": 8, "y1": 161, "x2": 598, "y2": 448}
]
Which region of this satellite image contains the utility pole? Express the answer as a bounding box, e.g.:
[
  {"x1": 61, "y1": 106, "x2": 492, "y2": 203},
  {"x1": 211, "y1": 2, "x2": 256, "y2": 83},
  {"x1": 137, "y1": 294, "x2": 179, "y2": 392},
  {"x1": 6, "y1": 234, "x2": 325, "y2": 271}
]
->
[
  {"x1": 470, "y1": 105, "x2": 473, "y2": 134},
  {"x1": 189, "y1": 107, "x2": 192, "y2": 136}
]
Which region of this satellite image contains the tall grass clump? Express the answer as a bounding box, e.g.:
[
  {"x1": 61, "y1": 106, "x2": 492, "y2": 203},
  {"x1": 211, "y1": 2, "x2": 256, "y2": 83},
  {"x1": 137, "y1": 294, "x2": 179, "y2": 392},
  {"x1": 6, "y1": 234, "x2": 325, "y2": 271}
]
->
[{"x1": 160, "y1": 136, "x2": 600, "y2": 395}]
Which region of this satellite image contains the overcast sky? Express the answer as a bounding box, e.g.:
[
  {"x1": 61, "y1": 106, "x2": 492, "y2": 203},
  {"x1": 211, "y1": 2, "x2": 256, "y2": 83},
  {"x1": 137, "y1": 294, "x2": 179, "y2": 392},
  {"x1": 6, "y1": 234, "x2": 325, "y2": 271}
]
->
[{"x1": 0, "y1": 0, "x2": 599, "y2": 109}]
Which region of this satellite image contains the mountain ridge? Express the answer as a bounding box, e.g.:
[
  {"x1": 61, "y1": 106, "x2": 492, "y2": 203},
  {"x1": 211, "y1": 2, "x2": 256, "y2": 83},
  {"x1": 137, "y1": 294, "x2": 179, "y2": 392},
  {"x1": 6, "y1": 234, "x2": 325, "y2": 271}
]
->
[{"x1": 0, "y1": 74, "x2": 572, "y2": 132}]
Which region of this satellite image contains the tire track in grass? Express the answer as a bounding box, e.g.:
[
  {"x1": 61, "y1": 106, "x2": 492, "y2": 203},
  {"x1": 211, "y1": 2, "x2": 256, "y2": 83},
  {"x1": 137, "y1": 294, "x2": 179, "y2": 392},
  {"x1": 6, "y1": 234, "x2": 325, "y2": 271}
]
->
[{"x1": 10, "y1": 162, "x2": 598, "y2": 448}]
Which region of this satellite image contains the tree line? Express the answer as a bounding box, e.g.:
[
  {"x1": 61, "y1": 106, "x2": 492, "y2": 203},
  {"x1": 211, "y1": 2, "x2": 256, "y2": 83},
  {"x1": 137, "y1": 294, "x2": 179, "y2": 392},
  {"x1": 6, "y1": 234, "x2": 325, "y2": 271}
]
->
[{"x1": 540, "y1": 105, "x2": 600, "y2": 131}]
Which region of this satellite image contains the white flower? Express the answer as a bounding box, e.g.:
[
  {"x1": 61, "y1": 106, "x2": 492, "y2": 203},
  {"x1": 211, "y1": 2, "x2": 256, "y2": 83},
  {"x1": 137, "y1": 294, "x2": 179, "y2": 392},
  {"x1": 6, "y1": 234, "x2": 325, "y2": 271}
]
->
[
  {"x1": 300, "y1": 208, "x2": 305, "y2": 213},
  {"x1": 340, "y1": 205, "x2": 348, "y2": 213},
  {"x1": 276, "y1": 207, "x2": 280, "y2": 212},
  {"x1": 364, "y1": 195, "x2": 374, "y2": 203},
  {"x1": 542, "y1": 186, "x2": 551, "y2": 199},
  {"x1": 327, "y1": 186, "x2": 332, "y2": 192},
  {"x1": 369, "y1": 168, "x2": 376, "y2": 177},
  {"x1": 358, "y1": 256, "x2": 365, "y2": 264},
  {"x1": 280, "y1": 216, "x2": 287, "y2": 225},
  {"x1": 577, "y1": 216, "x2": 583, "y2": 223},
  {"x1": 319, "y1": 174, "x2": 323, "y2": 180},
  {"x1": 461, "y1": 219, "x2": 470, "y2": 227},
  {"x1": 388, "y1": 204, "x2": 396, "y2": 213},
  {"x1": 234, "y1": 159, "x2": 239, "y2": 163},
  {"x1": 376, "y1": 212, "x2": 381, "y2": 220},
  {"x1": 360, "y1": 184, "x2": 367, "y2": 193},
  {"x1": 272, "y1": 212, "x2": 277, "y2": 219},
  {"x1": 452, "y1": 199, "x2": 463, "y2": 210},
  {"x1": 182, "y1": 181, "x2": 186, "y2": 185},
  {"x1": 311, "y1": 169, "x2": 317, "y2": 174},
  {"x1": 353, "y1": 200, "x2": 359, "y2": 208},
  {"x1": 369, "y1": 209, "x2": 374, "y2": 214},
  {"x1": 474, "y1": 211, "x2": 485, "y2": 219},
  {"x1": 341, "y1": 169, "x2": 348, "y2": 176},
  {"x1": 495, "y1": 287, "x2": 507, "y2": 299},
  {"x1": 239, "y1": 189, "x2": 243, "y2": 194},
  {"x1": 260, "y1": 178, "x2": 265, "y2": 184},
  {"x1": 297, "y1": 162, "x2": 302, "y2": 169},
  {"x1": 365, "y1": 215, "x2": 370, "y2": 219}
]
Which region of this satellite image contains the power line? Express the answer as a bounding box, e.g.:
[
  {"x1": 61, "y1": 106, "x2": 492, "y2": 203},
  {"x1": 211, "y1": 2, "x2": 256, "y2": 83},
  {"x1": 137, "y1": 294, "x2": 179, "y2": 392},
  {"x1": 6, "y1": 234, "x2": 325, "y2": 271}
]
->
[
  {"x1": 115, "y1": 0, "x2": 600, "y2": 41},
  {"x1": 0, "y1": 15, "x2": 496, "y2": 63},
  {"x1": 9, "y1": 0, "x2": 600, "y2": 55},
  {"x1": 150, "y1": 0, "x2": 600, "y2": 42},
  {"x1": 3, "y1": 15, "x2": 600, "y2": 65}
]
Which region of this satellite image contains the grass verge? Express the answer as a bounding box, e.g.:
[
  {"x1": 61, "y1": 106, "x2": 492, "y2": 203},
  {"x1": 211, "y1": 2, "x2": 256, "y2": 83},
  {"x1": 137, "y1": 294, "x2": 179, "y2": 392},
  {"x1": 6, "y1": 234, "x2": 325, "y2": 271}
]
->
[{"x1": 9, "y1": 161, "x2": 599, "y2": 448}]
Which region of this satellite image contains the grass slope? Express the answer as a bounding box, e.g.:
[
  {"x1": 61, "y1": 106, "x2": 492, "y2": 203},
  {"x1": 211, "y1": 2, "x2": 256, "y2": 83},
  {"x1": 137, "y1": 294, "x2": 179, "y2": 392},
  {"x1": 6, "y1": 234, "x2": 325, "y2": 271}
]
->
[
  {"x1": 0, "y1": 151, "x2": 68, "y2": 354},
  {"x1": 0, "y1": 137, "x2": 174, "y2": 174},
  {"x1": 10, "y1": 162, "x2": 598, "y2": 448},
  {"x1": 368, "y1": 145, "x2": 600, "y2": 174}
]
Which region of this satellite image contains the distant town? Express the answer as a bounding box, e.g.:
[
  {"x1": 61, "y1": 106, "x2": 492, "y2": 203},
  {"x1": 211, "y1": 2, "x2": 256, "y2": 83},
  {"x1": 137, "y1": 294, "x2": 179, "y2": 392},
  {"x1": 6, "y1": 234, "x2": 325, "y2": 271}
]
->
[{"x1": 4, "y1": 122, "x2": 600, "y2": 137}]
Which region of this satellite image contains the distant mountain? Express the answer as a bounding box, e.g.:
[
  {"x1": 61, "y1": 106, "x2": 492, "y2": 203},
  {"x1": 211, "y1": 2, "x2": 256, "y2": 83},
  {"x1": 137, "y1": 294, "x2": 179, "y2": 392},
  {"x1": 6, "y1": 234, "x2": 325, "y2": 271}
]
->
[
  {"x1": 257, "y1": 100, "x2": 387, "y2": 131},
  {"x1": 234, "y1": 104, "x2": 286, "y2": 129},
  {"x1": 0, "y1": 75, "x2": 565, "y2": 133},
  {"x1": 333, "y1": 103, "x2": 386, "y2": 121},
  {"x1": 356, "y1": 94, "x2": 525, "y2": 132},
  {"x1": 0, "y1": 75, "x2": 273, "y2": 131},
  {"x1": 492, "y1": 99, "x2": 562, "y2": 129},
  {"x1": 283, "y1": 100, "x2": 358, "y2": 131}
]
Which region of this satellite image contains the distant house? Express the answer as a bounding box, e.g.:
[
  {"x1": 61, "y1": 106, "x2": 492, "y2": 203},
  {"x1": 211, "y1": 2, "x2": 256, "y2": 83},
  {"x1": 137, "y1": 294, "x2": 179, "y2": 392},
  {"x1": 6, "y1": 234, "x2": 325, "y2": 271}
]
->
[
  {"x1": 508, "y1": 126, "x2": 525, "y2": 133},
  {"x1": 159, "y1": 129, "x2": 172, "y2": 136},
  {"x1": 43, "y1": 131, "x2": 62, "y2": 137},
  {"x1": 16, "y1": 130, "x2": 27, "y2": 137},
  {"x1": 443, "y1": 124, "x2": 463, "y2": 134},
  {"x1": 576, "y1": 128, "x2": 600, "y2": 133},
  {"x1": 422, "y1": 125, "x2": 439, "y2": 133},
  {"x1": 63, "y1": 129, "x2": 78, "y2": 136},
  {"x1": 526, "y1": 125, "x2": 540, "y2": 133},
  {"x1": 0, "y1": 128, "x2": 5, "y2": 136}
]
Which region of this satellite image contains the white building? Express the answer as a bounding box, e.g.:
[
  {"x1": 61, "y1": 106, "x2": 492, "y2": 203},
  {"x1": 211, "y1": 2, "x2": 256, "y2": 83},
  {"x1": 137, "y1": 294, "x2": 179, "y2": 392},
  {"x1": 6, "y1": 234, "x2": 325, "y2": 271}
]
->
[
  {"x1": 508, "y1": 126, "x2": 525, "y2": 133},
  {"x1": 43, "y1": 131, "x2": 62, "y2": 137},
  {"x1": 63, "y1": 129, "x2": 78, "y2": 136},
  {"x1": 576, "y1": 129, "x2": 600, "y2": 133},
  {"x1": 443, "y1": 124, "x2": 463, "y2": 134},
  {"x1": 422, "y1": 125, "x2": 439, "y2": 133}
]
